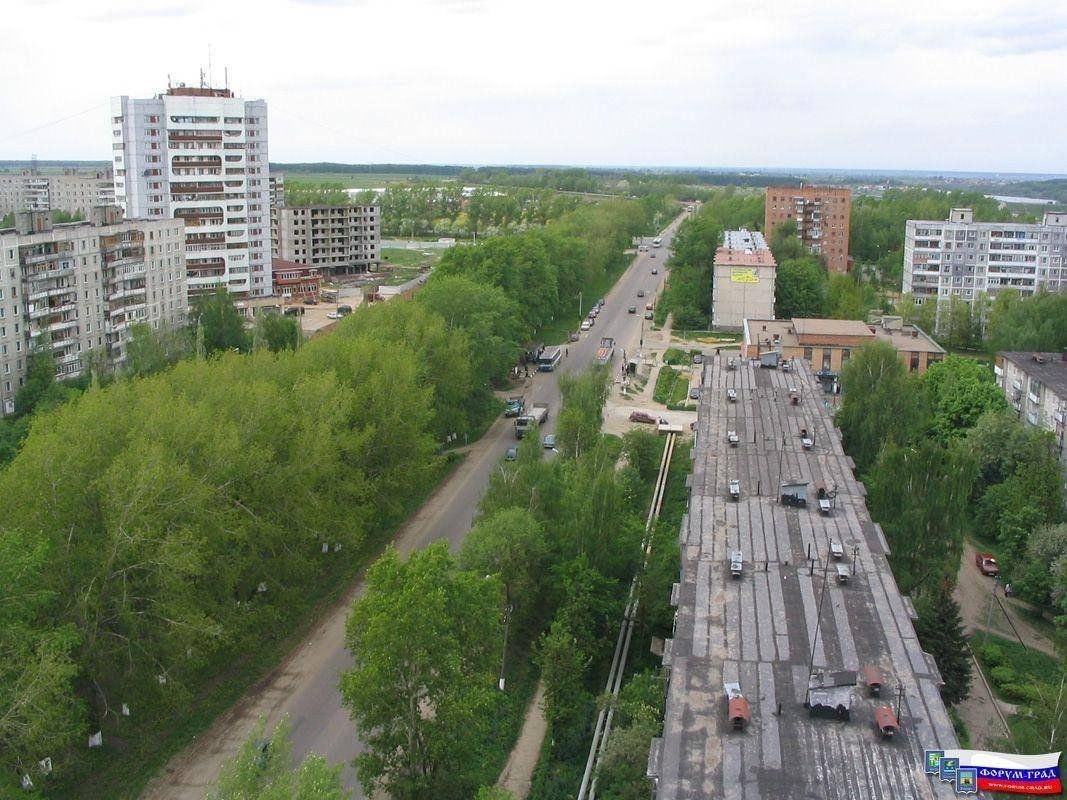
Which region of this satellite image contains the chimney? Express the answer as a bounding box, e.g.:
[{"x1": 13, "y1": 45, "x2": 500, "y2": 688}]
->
[{"x1": 912, "y1": 329, "x2": 918, "y2": 338}]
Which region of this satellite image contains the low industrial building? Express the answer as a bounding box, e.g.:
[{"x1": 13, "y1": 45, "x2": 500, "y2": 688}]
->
[
  {"x1": 741, "y1": 316, "x2": 944, "y2": 376},
  {"x1": 0, "y1": 208, "x2": 187, "y2": 414},
  {"x1": 995, "y1": 351, "x2": 1067, "y2": 474},
  {"x1": 712, "y1": 230, "x2": 776, "y2": 330},
  {"x1": 271, "y1": 258, "x2": 323, "y2": 304},
  {"x1": 650, "y1": 354, "x2": 957, "y2": 798}
]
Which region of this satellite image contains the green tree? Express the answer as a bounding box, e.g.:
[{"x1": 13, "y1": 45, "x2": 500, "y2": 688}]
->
[
  {"x1": 14, "y1": 347, "x2": 58, "y2": 414},
  {"x1": 341, "y1": 544, "x2": 503, "y2": 800},
  {"x1": 913, "y1": 584, "x2": 973, "y2": 705},
  {"x1": 621, "y1": 429, "x2": 662, "y2": 484},
  {"x1": 537, "y1": 619, "x2": 593, "y2": 757},
  {"x1": 768, "y1": 218, "x2": 807, "y2": 262},
  {"x1": 191, "y1": 289, "x2": 249, "y2": 354},
  {"x1": 0, "y1": 528, "x2": 83, "y2": 783},
  {"x1": 253, "y1": 313, "x2": 300, "y2": 353},
  {"x1": 206, "y1": 717, "x2": 349, "y2": 800},
  {"x1": 124, "y1": 323, "x2": 190, "y2": 377},
  {"x1": 836, "y1": 341, "x2": 928, "y2": 473},
  {"x1": 1015, "y1": 523, "x2": 1067, "y2": 624},
  {"x1": 556, "y1": 367, "x2": 610, "y2": 458},
  {"x1": 774, "y1": 257, "x2": 827, "y2": 318},
  {"x1": 459, "y1": 508, "x2": 548, "y2": 627},
  {"x1": 921, "y1": 356, "x2": 1007, "y2": 442}
]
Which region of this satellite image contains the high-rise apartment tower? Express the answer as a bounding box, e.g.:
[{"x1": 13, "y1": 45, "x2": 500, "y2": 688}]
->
[{"x1": 110, "y1": 82, "x2": 271, "y2": 297}]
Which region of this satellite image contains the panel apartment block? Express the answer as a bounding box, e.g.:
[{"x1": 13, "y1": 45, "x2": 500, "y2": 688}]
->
[
  {"x1": 996, "y1": 351, "x2": 1067, "y2": 477},
  {"x1": 765, "y1": 186, "x2": 852, "y2": 273},
  {"x1": 0, "y1": 170, "x2": 115, "y2": 216},
  {"x1": 0, "y1": 209, "x2": 186, "y2": 415},
  {"x1": 111, "y1": 83, "x2": 271, "y2": 297},
  {"x1": 271, "y1": 205, "x2": 380, "y2": 275},
  {"x1": 712, "y1": 229, "x2": 777, "y2": 330},
  {"x1": 653, "y1": 354, "x2": 957, "y2": 798},
  {"x1": 903, "y1": 208, "x2": 1067, "y2": 321}
]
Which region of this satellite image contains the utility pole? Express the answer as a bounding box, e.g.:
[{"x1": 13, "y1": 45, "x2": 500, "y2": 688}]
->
[{"x1": 578, "y1": 291, "x2": 582, "y2": 320}]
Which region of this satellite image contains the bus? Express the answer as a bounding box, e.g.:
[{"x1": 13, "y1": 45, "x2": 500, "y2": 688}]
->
[
  {"x1": 537, "y1": 347, "x2": 563, "y2": 372},
  {"x1": 652, "y1": 237, "x2": 663, "y2": 248}
]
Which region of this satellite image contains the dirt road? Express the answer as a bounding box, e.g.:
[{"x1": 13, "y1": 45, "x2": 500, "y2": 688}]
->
[{"x1": 954, "y1": 541, "x2": 1058, "y2": 658}]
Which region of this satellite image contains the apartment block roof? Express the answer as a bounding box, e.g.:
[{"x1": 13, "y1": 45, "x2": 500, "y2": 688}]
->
[
  {"x1": 1000, "y1": 352, "x2": 1067, "y2": 398},
  {"x1": 654, "y1": 355, "x2": 957, "y2": 799},
  {"x1": 715, "y1": 229, "x2": 776, "y2": 268}
]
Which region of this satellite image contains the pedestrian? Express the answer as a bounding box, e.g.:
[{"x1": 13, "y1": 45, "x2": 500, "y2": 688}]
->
[{"x1": 566, "y1": 347, "x2": 569, "y2": 357}]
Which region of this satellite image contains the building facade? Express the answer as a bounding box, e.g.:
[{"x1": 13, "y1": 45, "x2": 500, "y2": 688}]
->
[
  {"x1": 0, "y1": 208, "x2": 187, "y2": 414},
  {"x1": 712, "y1": 229, "x2": 776, "y2": 330},
  {"x1": 0, "y1": 170, "x2": 115, "y2": 216},
  {"x1": 110, "y1": 83, "x2": 271, "y2": 297},
  {"x1": 995, "y1": 351, "x2": 1067, "y2": 474},
  {"x1": 903, "y1": 208, "x2": 1067, "y2": 317},
  {"x1": 271, "y1": 258, "x2": 322, "y2": 303},
  {"x1": 741, "y1": 315, "x2": 944, "y2": 375},
  {"x1": 271, "y1": 205, "x2": 380, "y2": 275},
  {"x1": 764, "y1": 185, "x2": 852, "y2": 273}
]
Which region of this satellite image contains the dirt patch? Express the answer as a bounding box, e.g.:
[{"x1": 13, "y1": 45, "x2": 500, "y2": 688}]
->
[{"x1": 954, "y1": 541, "x2": 1058, "y2": 658}]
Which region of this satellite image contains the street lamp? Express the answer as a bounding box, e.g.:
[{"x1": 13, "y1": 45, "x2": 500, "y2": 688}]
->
[{"x1": 578, "y1": 291, "x2": 582, "y2": 320}]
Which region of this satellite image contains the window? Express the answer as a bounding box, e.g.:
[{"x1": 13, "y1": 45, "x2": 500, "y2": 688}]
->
[
  {"x1": 803, "y1": 347, "x2": 813, "y2": 361},
  {"x1": 822, "y1": 350, "x2": 832, "y2": 371}
]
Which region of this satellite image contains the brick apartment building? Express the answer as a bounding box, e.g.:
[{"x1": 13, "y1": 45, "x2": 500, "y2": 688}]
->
[{"x1": 764, "y1": 185, "x2": 852, "y2": 273}]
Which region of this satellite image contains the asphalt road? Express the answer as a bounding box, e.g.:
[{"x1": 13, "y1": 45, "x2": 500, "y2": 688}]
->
[{"x1": 140, "y1": 212, "x2": 686, "y2": 800}]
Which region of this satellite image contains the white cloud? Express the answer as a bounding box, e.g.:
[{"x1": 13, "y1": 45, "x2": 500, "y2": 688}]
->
[{"x1": 0, "y1": 0, "x2": 1063, "y2": 172}]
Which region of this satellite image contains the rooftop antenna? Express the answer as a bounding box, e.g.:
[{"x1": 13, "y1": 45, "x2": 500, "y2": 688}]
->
[
  {"x1": 208, "y1": 44, "x2": 213, "y2": 87},
  {"x1": 199, "y1": 67, "x2": 205, "y2": 89},
  {"x1": 224, "y1": 66, "x2": 229, "y2": 90}
]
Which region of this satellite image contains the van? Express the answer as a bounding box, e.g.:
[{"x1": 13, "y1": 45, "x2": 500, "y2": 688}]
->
[{"x1": 337, "y1": 305, "x2": 353, "y2": 317}]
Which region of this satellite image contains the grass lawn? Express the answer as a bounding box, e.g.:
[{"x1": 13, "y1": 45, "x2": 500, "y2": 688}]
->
[
  {"x1": 380, "y1": 247, "x2": 441, "y2": 269},
  {"x1": 653, "y1": 365, "x2": 691, "y2": 407},
  {"x1": 671, "y1": 329, "x2": 743, "y2": 345}
]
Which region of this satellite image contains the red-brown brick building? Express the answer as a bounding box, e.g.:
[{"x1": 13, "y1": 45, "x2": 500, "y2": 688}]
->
[{"x1": 764, "y1": 186, "x2": 852, "y2": 273}]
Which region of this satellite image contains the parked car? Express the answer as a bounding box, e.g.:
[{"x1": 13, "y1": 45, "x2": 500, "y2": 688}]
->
[
  {"x1": 629, "y1": 410, "x2": 657, "y2": 424},
  {"x1": 580, "y1": 320, "x2": 592, "y2": 331},
  {"x1": 505, "y1": 447, "x2": 518, "y2": 461},
  {"x1": 975, "y1": 552, "x2": 1000, "y2": 577},
  {"x1": 645, "y1": 303, "x2": 654, "y2": 310},
  {"x1": 644, "y1": 311, "x2": 653, "y2": 320},
  {"x1": 689, "y1": 387, "x2": 700, "y2": 400},
  {"x1": 651, "y1": 268, "x2": 659, "y2": 274},
  {"x1": 628, "y1": 306, "x2": 637, "y2": 314},
  {"x1": 637, "y1": 289, "x2": 645, "y2": 297},
  {"x1": 692, "y1": 353, "x2": 703, "y2": 364},
  {"x1": 326, "y1": 311, "x2": 341, "y2": 319},
  {"x1": 337, "y1": 305, "x2": 353, "y2": 316},
  {"x1": 569, "y1": 332, "x2": 580, "y2": 342},
  {"x1": 650, "y1": 252, "x2": 656, "y2": 258},
  {"x1": 542, "y1": 434, "x2": 557, "y2": 449},
  {"x1": 598, "y1": 298, "x2": 606, "y2": 307}
]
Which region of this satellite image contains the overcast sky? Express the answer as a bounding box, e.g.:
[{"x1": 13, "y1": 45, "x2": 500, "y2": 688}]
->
[{"x1": 1, "y1": 0, "x2": 1064, "y2": 173}]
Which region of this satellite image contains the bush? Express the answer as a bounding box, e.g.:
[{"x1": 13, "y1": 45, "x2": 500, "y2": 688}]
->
[
  {"x1": 662, "y1": 348, "x2": 689, "y2": 366},
  {"x1": 980, "y1": 643, "x2": 1005, "y2": 668},
  {"x1": 1001, "y1": 683, "x2": 1040, "y2": 704},
  {"x1": 990, "y1": 665, "x2": 1016, "y2": 687}
]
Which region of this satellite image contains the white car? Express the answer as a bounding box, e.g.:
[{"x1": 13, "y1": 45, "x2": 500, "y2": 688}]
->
[
  {"x1": 580, "y1": 320, "x2": 592, "y2": 331},
  {"x1": 326, "y1": 312, "x2": 341, "y2": 320}
]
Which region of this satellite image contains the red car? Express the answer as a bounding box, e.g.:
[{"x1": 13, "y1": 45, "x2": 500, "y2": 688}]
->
[
  {"x1": 975, "y1": 552, "x2": 1000, "y2": 577},
  {"x1": 629, "y1": 410, "x2": 657, "y2": 424}
]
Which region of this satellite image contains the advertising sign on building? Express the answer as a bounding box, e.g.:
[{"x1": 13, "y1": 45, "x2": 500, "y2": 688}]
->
[{"x1": 730, "y1": 268, "x2": 759, "y2": 284}]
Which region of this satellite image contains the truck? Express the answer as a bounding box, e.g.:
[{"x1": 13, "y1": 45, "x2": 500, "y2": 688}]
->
[
  {"x1": 515, "y1": 403, "x2": 549, "y2": 439},
  {"x1": 504, "y1": 396, "x2": 525, "y2": 418},
  {"x1": 596, "y1": 337, "x2": 615, "y2": 365}
]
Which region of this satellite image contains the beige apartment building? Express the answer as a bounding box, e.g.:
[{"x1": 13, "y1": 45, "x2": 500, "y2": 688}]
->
[
  {"x1": 712, "y1": 229, "x2": 776, "y2": 330},
  {"x1": 271, "y1": 204, "x2": 380, "y2": 275},
  {"x1": 995, "y1": 351, "x2": 1067, "y2": 475},
  {"x1": 0, "y1": 169, "x2": 115, "y2": 216},
  {"x1": 0, "y1": 208, "x2": 187, "y2": 414},
  {"x1": 741, "y1": 315, "x2": 944, "y2": 375},
  {"x1": 764, "y1": 185, "x2": 852, "y2": 273}
]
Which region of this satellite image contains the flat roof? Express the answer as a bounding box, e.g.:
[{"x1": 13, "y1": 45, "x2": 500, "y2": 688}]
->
[
  {"x1": 716, "y1": 230, "x2": 776, "y2": 268},
  {"x1": 655, "y1": 356, "x2": 957, "y2": 799},
  {"x1": 1000, "y1": 352, "x2": 1067, "y2": 398},
  {"x1": 745, "y1": 318, "x2": 944, "y2": 355}
]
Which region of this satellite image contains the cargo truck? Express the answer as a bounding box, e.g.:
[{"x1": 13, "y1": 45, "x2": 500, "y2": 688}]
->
[
  {"x1": 596, "y1": 337, "x2": 615, "y2": 365},
  {"x1": 515, "y1": 403, "x2": 549, "y2": 439}
]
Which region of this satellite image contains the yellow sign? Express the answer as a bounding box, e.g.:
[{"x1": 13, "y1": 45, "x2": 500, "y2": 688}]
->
[{"x1": 730, "y1": 268, "x2": 760, "y2": 284}]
